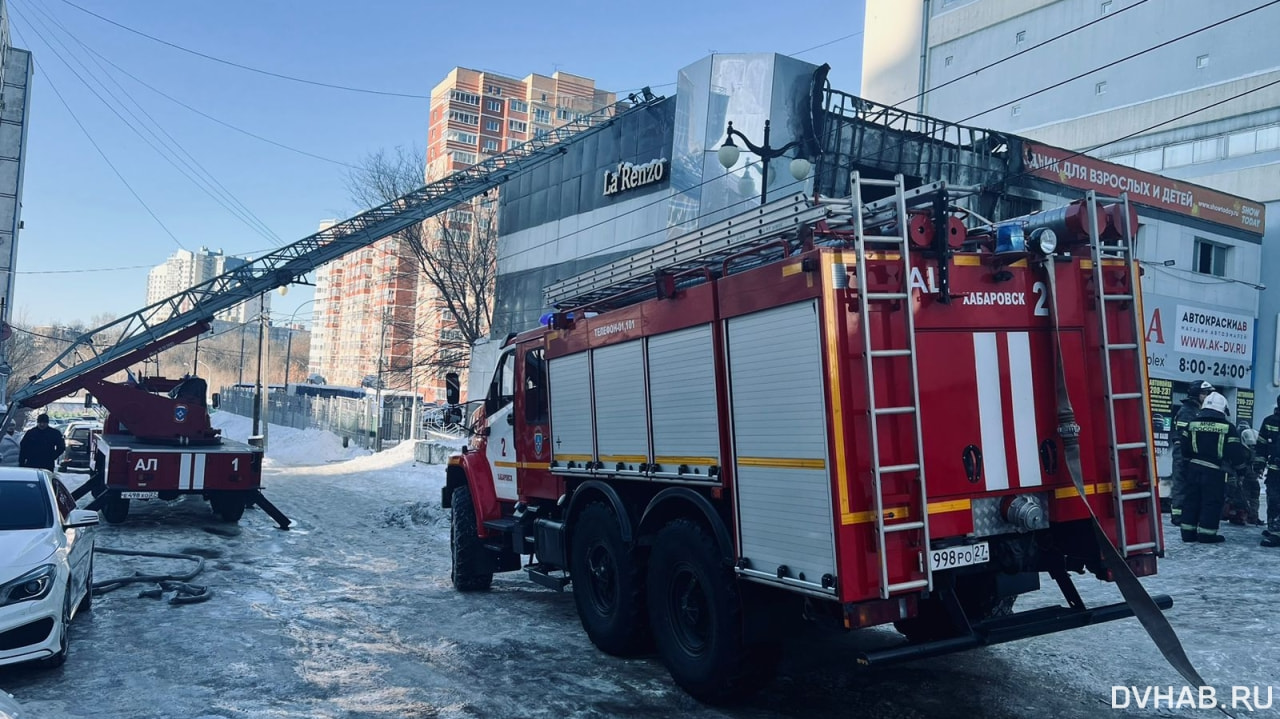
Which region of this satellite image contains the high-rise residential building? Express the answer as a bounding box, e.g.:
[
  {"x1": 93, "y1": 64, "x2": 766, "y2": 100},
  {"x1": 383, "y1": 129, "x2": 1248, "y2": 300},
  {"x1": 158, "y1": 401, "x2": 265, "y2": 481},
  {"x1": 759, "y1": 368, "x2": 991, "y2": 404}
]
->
[
  {"x1": 308, "y1": 67, "x2": 614, "y2": 400},
  {"x1": 0, "y1": 0, "x2": 32, "y2": 409},
  {"x1": 145, "y1": 247, "x2": 267, "y2": 324},
  {"x1": 859, "y1": 0, "x2": 1276, "y2": 446}
]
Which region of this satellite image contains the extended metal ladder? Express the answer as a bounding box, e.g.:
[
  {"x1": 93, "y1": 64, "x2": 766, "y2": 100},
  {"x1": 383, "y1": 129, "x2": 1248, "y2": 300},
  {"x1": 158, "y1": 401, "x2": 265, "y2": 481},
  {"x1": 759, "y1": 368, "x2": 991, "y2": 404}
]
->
[
  {"x1": 849, "y1": 172, "x2": 933, "y2": 599},
  {"x1": 5, "y1": 92, "x2": 665, "y2": 417},
  {"x1": 1083, "y1": 191, "x2": 1162, "y2": 555}
]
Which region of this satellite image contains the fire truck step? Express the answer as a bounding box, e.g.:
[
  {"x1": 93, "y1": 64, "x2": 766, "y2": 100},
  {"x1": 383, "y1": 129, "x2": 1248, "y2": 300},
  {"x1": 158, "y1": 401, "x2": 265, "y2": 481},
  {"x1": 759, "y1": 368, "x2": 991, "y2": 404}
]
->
[
  {"x1": 877, "y1": 462, "x2": 921, "y2": 474},
  {"x1": 1121, "y1": 491, "x2": 1152, "y2": 501},
  {"x1": 873, "y1": 406, "x2": 917, "y2": 416},
  {"x1": 1115, "y1": 441, "x2": 1147, "y2": 451},
  {"x1": 525, "y1": 564, "x2": 570, "y2": 591},
  {"x1": 483, "y1": 518, "x2": 520, "y2": 533},
  {"x1": 1111, "y1": 392, "x2": 1144, "y2": 400},
  {"x1": 1102, "y1": 294, "x2": 1134, "y2": 301},
  {"x1": 864, "y1": 235, "x2": 906, "y2": 244},
  {"x1": 870, "y1": 349, "x2": 913, "y2": 358},
  {"x1": 1124, "y1": 542, "x2": 1157, "y2": 552},
  {"x1": 883, "y1": 521, "x2": 926, "y2": 533},
  {"x1": 885, "y1": 579, "x2": 929, "y2": 593},
  {"x1": 866, "y1": 292, "x2": 909, "y2": 300},
  {"x1": 1106, "y1": 343, "x2": 1139, "y2": 351}
]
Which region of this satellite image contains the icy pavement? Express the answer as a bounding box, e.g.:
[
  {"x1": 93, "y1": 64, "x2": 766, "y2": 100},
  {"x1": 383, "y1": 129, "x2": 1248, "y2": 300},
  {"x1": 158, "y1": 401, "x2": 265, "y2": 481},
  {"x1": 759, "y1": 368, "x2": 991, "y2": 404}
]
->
[{"x1": 0, "y1": 416, "x2": 1276, "y2": 718}]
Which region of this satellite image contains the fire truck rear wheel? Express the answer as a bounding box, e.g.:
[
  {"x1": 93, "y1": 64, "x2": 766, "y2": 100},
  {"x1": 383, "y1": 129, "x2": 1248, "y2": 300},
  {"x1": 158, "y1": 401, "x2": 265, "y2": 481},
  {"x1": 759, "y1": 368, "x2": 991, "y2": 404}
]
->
[
  {"x1": 647, "y1": 518, "x2": 775, "y2": 703},
  {"x1": 102, "y1": 497, "x2": 129, "y2": 524},
  {"x1": 212, "y1": 494, "x2": 246, "y2": 522},
  {"x1": 569, "y1": 502, "x2": 649, "y2": 656},
  {"x1": 450, "y1": 485, "x2": 493, "y2": 592}
]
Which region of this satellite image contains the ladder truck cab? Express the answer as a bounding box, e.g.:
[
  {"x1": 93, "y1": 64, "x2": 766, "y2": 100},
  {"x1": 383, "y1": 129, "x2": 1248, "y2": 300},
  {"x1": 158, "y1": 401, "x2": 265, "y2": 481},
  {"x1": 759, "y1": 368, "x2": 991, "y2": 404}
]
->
[{"x1": 444, "y1": 175, "x2": 1170, "y2": 701}]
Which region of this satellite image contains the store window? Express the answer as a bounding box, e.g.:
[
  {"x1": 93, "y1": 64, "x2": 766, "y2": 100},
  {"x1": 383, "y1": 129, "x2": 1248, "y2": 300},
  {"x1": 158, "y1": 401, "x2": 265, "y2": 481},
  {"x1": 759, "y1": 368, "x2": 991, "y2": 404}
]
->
[{"x1": 1194, "y1": 238, "x2": 1229, "y2": 277}]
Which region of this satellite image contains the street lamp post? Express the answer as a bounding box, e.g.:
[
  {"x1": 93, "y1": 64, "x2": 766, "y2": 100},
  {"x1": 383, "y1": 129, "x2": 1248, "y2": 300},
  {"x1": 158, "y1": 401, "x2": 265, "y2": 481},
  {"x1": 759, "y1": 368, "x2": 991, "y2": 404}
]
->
[
  {"x1": 281, "y1": 299, "x2": 317, "y2": 388},
  {"x1": 717, "y1": 119, "x2": 812, "y2": 205}
]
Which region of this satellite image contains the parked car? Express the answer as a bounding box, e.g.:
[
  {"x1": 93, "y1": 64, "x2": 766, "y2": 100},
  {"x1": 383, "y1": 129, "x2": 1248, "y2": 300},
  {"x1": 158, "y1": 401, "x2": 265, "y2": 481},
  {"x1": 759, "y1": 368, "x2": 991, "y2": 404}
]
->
[
  {"x1": 0, "y1": 468, "x2": 97, "y2": 668},
  {"x1": 59, "y1": 422, "x2": 102, "y2": 472}
]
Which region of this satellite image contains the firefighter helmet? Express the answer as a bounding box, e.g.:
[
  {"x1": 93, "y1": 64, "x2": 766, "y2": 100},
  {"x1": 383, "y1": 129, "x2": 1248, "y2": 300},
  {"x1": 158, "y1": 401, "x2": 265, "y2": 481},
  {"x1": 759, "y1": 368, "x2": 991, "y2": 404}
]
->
[
  {"x1": 1189, "y1": 380, "x2": 1215, "y2": 397},
  {"x1": 1202, "y1": 392, "x2": 1228, "y2": 414},
  {"x1": 1241, "y1": 427, "x2": 1259, "y2": 447}
]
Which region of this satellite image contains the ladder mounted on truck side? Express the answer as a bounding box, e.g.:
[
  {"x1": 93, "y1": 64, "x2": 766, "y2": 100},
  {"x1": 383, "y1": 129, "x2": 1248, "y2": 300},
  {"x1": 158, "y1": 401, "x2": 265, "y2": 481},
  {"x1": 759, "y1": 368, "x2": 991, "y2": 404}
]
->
[
  {"x1": 2, "y1": 91, "x2": 666, "y2": 422},
  {"x1": 544, "y1": 179, "x2": 983, "y2": 311}
]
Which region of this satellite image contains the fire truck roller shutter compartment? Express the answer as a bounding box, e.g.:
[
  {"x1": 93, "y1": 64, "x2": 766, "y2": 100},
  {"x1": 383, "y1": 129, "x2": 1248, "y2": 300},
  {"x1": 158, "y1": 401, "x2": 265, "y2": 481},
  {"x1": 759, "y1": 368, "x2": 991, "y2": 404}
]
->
[
  {"x1": 647, "y1": 324, "x2": 719, "y2": 478},
  {"x1": 727, "y1": 299, "x2": 837, "y2": 592},
  {"x1": 592, "y1": 340, "x2": 649, "y2": 473},
  {"x1": 549, "y1": 352, "x2": 594, "y2": 471}
]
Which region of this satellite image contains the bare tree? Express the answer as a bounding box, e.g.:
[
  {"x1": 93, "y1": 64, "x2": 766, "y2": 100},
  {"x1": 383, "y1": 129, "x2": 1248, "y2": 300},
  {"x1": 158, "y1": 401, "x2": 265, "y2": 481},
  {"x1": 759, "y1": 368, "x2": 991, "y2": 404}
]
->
[{"x1": 344, "y1": 145, "x2": 497, "y2": 397}]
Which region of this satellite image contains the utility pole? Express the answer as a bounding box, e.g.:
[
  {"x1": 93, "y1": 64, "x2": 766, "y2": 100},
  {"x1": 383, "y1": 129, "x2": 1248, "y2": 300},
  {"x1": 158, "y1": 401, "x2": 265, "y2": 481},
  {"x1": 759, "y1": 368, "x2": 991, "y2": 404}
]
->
[
  {"x1": 252, "y1": 305, "x2": 265, "y2": 438},
  {"x1": 374, "y1": 307, "x2": 388, "y2": 452},
  {"x1": 261, "y1": 303, "x2": 271, "y2": 452},
  {"x1": 238, "y1": 322, "x2": 247, "y2": 384},
  {"x1": 193, "y1": 333, "x2": 201, "y2": 376}
]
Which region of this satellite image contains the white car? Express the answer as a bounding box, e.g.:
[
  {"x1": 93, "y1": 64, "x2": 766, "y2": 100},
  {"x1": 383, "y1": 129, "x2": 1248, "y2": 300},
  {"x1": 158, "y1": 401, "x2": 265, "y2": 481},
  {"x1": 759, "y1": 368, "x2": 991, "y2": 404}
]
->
[{"x1": 0, "y1": 468, "x2": 97, "y2": 668}]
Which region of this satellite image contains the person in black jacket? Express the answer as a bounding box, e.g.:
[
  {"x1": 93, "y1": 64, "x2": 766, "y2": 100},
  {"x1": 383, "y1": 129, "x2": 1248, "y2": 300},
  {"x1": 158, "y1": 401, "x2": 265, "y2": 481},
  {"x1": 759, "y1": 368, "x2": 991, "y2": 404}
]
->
[
  {"x1": 1170, "y1": 379, "x2": 1215, "y2": 527},
  {"x1": 1177, "y1": 392, "x2": 1247, "y2": 543},
  {"x1": 1255, "y1": 397, "x2": 1280, "y2": 547},
  {"x1": 19, "y1": 414, "x2": 66, "y2": 472}
]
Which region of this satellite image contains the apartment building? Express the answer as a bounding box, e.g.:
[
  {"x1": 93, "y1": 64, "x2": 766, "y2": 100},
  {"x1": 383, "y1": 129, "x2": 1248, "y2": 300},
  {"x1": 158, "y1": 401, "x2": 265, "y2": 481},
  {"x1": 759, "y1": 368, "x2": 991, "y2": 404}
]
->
[{"x1": 144, "y1": 247, "x2": 267, "y2": 324}]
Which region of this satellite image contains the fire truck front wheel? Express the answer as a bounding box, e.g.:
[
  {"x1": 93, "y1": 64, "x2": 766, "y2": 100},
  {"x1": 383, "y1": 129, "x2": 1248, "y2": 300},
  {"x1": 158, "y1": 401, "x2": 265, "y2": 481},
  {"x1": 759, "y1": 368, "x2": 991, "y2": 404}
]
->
[
  {"x1": 450, "y1": 485, "x2": 493, "y2": 591},
  {"x1": 211, "y1": 493, "x2": 246, "y2": 522},
  {"x1": 647, "y1": 518, "x2": 776, "y2": 703},
  {"x1": 569, "y1": 502, "x2": 649, "y2": 656}
]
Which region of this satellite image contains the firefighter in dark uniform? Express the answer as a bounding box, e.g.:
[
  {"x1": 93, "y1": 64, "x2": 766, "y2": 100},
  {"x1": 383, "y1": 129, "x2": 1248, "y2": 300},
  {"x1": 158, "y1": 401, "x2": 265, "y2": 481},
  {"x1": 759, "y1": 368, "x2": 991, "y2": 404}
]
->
[
  {"x1": 1254, "y1": 397, "x2": 1280, "y2": 547},
  {"x1": 1223, "y1": 424, "x2": 1264, "y2": 526},
  {"x1": 1170, "y1": 380, "x2": 1215, "y2": 527},
  {"x1": 1177, "y1": 391, "x2": 1246, "y2": 543}
]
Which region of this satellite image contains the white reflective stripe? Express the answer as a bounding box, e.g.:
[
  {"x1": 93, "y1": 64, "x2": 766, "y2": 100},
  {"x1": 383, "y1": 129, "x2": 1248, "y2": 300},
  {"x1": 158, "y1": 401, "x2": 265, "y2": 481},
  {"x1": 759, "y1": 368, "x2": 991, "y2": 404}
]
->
[
  {"x1": 1007, "y1": 331, "x2": 1043, "y2": 487},
  {"x1": 974, "y1": 332, "x2": 1009, "y2": 491},
  {"x1": 192, "y1": 453, "x2": 206, "y2": 491},
  {"x1": 178, "y1": 453, "x2": 192, "y2": 490}
]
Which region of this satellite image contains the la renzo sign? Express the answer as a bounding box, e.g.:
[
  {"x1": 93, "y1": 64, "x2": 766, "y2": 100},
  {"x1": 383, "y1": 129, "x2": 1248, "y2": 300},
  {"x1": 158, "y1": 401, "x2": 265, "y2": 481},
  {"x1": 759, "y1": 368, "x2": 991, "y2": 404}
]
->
[{"x1": 603, "y1": 158, "x2": 668, "y2": 197}]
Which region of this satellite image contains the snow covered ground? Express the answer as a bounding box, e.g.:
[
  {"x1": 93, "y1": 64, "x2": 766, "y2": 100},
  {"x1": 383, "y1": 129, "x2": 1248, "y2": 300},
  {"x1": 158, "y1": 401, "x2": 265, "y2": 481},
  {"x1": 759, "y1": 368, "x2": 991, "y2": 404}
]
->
[{"x1": 0, "y1": 416, "x2": 1276, "y2": 718}]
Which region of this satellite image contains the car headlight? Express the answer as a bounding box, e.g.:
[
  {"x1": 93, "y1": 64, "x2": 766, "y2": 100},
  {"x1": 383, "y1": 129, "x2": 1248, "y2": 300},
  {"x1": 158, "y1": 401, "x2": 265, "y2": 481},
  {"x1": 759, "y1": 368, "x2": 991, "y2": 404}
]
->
[{"x1": 0, "y1": 564, "x2": 57, "y2": 607}]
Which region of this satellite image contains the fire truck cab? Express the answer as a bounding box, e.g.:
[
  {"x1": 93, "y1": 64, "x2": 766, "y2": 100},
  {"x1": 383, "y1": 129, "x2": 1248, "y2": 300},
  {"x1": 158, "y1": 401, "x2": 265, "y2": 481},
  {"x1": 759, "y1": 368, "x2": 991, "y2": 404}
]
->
[{"x1": 444, "y1": 176, "x2": 1169, "y2": 701}]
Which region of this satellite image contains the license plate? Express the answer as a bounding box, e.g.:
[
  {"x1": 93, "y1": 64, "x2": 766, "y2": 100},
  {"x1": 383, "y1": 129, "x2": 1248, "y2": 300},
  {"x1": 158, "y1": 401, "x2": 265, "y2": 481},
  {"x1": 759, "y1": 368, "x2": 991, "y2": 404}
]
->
[
  {"x1": 929, "y1": 542, "x2": 990, "y2": 571},
  {"x1": 119, "y1": 491, "x2": 158, "y2": 500}
]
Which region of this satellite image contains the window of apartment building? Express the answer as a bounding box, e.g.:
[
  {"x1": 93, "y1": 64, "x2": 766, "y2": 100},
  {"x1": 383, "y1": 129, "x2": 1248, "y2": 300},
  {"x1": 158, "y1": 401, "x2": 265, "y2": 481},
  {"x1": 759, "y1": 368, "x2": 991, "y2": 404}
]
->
[
  {"x1": 1196, "y1": 54, "x2": 1210, "y2": 69},
  {"x1": 509, "y1": 99, "x2": 528, "y2": 113},
  {"x1": 446, "y1": 130, "x2": 478, "y2": 145},
  {"x1": 1194, "y1": 239, "x2": 1230, "y2": 277},
  {"x1": 449, "y1": 110, "x2": 479, "y2": 125},
  {"x1": 557, "y1": 107, "x2": 574, "y2": 120},
  {"x1": 486, "y1": 85, "x2": 502, "y2": 96},
  {"x1": 485, "y1": 119, "x2": 501, "y2": 132},
  {"x1": 533, "y1": 108, "x2": 551, "y2": 124},
  {"x1": 450, "y1": 150, "x2": 477, "y2": 165},
  {"x1": 1100, "y1": 1, "x2": 1112, "y2": 13},
  {"x1": 944, "y1": 55, "x2": 954, "y2": 67},
  {"x1": 483, "y1": 139, "x2": 499, "y2": 152},
  {"x1": 486, "y1": 99, "x2": 503, "y2": 112},
  {"x1": 507, "y1": 138, "x2": 522, "y2": 150},
  {"x1": 450, "y1": 90, "x2": 479, "y2": 105},
  {"x1": 1094, "y1": 81, "x2": 1107, "y2": 95},
  {"x1": 1011, "y1": 104, "x2": 1022, "y2": 117},
  {"x1": 509, "y1": 119, "x2": 528, "y2": 133},
  {"x1": 1015, "y1": 30, "x2": 1026, "y2": 45}
]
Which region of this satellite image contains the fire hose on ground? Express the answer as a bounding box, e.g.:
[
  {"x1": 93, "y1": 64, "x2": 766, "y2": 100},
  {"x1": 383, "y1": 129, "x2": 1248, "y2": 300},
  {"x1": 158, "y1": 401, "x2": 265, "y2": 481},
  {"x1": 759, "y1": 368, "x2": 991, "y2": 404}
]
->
[{"x1": 90, "y1": 547, "x2": 212, "y2": 605}]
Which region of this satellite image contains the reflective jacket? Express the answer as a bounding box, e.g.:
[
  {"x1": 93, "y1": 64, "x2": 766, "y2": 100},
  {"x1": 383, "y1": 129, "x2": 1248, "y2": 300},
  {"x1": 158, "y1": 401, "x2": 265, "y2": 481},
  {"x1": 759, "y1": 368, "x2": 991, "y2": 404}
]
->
[
  {"x1": 1257, "y1": 411, "x2": 1280, "y2": 470},
  {"x1": 1179, "y1": 408, "x2": 1247, "y2": 473}
]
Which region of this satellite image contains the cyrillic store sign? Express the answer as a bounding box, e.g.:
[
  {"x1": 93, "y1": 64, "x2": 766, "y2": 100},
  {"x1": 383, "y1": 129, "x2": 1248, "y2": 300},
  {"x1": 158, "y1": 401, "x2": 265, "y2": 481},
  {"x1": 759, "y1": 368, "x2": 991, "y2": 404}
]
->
[
  {"x1": 603, "y1": 158, "x2": 668, "y2": 197},
  {"x1": 1142, "y1": 293, "x2": 1255, "y2": 386}
]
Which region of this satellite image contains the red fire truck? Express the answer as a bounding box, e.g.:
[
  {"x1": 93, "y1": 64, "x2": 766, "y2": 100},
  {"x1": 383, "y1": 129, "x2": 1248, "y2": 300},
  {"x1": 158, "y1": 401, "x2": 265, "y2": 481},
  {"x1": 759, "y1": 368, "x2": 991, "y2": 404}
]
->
[{"x1": 443, "y1": 175, "x2": 1170, "y2": 700}]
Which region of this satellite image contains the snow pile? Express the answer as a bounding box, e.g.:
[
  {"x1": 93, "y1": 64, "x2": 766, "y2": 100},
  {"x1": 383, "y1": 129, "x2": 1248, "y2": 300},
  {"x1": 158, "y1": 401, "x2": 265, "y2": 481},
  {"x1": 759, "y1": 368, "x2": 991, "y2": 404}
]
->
[{"x1": 211, "y1": 411, "x2": 370, "y2": 467}]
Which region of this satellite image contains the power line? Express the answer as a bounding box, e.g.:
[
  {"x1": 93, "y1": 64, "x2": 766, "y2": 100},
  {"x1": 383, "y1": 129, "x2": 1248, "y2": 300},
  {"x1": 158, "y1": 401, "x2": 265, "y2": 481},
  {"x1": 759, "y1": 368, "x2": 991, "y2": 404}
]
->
[
  {"x1": 14, "y1": 1, "x2": 284, "y2": 246},
  {"x1": 791, "y1": 30, "x2": 865, "y2": 57},
  {"x1": 9, "y1": 25, "x2": 185, "y2": 249},
  {"x1": 893, "y1": 0, "x2": 1152, "y2": 109},
  {"x1": 15, "y1": 264, "x2": 153, "y2": 275}
]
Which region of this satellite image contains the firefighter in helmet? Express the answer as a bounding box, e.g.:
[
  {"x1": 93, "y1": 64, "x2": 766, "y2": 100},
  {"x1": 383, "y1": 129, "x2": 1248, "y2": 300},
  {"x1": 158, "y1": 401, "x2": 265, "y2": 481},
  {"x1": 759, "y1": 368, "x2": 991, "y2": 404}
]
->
[
  {"x1": 1254, "y1": 396, "x2": 1280, "y2": 547},
  {"x1": 1170, "y1": 379, "x2": 1215, "y2": 527},
  {"x1": 1223, "y1": 422, "x2": 1264, "y2": 526},
  {"x1": 1177, "y1": 391, "x2": 1247, "y2": 543}
]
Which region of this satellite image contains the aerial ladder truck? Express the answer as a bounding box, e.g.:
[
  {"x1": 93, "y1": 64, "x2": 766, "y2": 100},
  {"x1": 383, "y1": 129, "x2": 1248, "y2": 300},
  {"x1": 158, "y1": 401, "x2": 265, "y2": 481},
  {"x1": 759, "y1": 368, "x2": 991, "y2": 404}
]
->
[{"x1": 1, "y1": 91, "x2": 665, "y2": 526}]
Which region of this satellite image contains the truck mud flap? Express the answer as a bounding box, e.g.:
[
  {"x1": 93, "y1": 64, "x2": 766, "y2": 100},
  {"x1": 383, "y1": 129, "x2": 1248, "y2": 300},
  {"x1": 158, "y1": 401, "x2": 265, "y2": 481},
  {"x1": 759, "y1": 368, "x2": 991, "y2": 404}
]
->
[{"x1": 857, "y1": 594, "x2": 1173, "y2": 667}]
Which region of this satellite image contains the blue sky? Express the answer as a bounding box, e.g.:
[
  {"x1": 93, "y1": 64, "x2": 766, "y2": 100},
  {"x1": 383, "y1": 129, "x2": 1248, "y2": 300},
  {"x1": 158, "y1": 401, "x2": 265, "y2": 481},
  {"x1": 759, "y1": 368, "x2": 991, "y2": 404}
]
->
[{"x1": 8, "y1": 0, "x2": 864, "y2": 327}]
